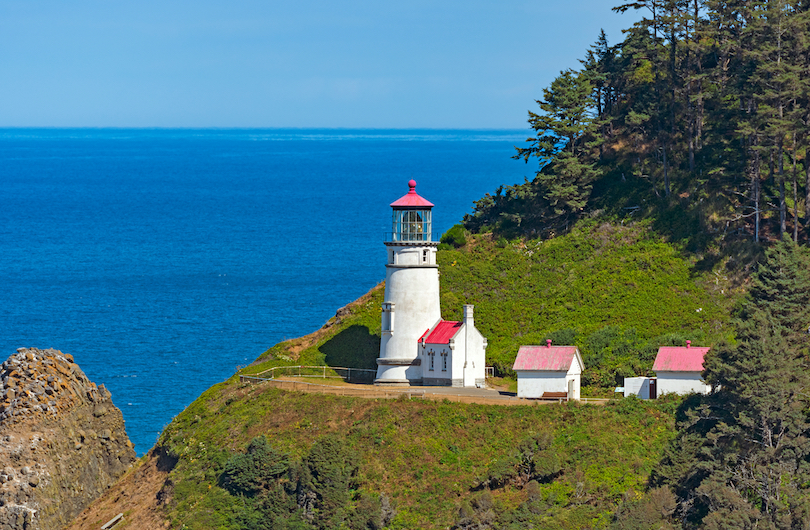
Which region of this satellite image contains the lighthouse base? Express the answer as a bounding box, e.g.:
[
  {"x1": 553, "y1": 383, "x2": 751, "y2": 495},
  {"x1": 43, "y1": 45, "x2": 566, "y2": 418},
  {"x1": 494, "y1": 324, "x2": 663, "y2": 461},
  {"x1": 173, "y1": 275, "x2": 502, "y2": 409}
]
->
[
  {"x1": 374, "y1": 359, "x2": 423, "y2": 385},
  {"x1": 372, "y1": 379, "x2": 422, "y2": 387}
]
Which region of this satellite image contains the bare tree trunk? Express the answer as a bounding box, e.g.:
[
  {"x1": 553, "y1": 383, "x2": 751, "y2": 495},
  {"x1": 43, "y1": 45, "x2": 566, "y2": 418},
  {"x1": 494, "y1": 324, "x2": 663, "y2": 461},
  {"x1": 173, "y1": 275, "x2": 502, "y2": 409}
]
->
[
  {"x1": 688, "y1": 103, "x2": 695, "y2": 172},
  {"x1": 793, "y1": 134, "x2": 798, "y2": 242},
  {"x1": 752, "y1": 138, "x2": 761, "y2": 243},
  {"x1": 778, "y1": 138, "x2": 786, "y2": 240},
  {"x1": 663, "y1": 144, "x2": 670, "y2": 197},
  {"x1": 806, "y1": 147, "x2": 810, "y2": 229}
]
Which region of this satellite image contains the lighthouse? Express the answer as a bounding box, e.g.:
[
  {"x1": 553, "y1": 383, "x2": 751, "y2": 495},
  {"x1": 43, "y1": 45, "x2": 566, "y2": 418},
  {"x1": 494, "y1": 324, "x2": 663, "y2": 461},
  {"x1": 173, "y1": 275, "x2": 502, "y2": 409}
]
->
[{"x1": 375, "y1": 180, "x2": 441, "y2": 385}]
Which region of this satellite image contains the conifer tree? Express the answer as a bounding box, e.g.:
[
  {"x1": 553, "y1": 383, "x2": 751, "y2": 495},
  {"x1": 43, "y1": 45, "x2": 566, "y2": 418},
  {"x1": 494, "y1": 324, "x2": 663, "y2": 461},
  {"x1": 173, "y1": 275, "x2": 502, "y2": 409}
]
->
[
  {"x1": 653, "y1": 241, "x2": 810, "y2": 528},
  {"x1": 514, "y1": 69, "x2": 600, "y2": 215}
]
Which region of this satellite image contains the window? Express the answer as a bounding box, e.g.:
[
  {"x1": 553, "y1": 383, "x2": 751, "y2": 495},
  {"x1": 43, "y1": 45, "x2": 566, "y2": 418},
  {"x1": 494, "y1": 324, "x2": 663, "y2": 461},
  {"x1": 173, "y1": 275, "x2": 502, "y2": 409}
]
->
[
  {"x1": 441, "y1": 352, "x2": 448, "y2": 372},
  {"x1": 393, "y1": 209, "x2": 432, "y2": 241},
  {"x1": 428, "y1": 350, "x2": 435, "y2": 371},
  {"x1": 422, "y1": 249, "x2": 428, "y2": 263}
]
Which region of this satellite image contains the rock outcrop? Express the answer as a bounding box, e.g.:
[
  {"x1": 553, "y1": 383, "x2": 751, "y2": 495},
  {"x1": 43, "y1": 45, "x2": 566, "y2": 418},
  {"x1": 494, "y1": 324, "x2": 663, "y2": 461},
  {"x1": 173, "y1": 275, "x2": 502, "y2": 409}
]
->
[{"x1": 0, "y1": 348, "x2": 136, "y2": 530}]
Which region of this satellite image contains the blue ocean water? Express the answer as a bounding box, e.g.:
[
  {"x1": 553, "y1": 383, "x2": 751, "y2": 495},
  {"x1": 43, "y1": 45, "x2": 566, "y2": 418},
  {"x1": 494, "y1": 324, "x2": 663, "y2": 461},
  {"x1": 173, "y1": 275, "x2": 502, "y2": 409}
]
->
[{"x1": 0, "y1": 128, "x2": 527, "y2": 454}]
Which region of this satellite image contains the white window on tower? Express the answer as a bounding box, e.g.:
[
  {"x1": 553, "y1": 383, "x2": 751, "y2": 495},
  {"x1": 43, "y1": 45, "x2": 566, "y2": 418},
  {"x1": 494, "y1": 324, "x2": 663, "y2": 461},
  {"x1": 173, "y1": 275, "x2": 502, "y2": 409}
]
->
[{"x1": 422, "y1": 249, "x2": 428, "y2": 263}]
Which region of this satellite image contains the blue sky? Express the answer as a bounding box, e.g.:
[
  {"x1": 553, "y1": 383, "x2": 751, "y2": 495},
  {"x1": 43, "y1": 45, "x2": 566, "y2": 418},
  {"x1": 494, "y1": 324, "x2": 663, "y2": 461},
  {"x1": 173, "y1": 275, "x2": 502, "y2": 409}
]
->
[{"x1": 1, "y1": 1, "x2": 638, "y2": 128}]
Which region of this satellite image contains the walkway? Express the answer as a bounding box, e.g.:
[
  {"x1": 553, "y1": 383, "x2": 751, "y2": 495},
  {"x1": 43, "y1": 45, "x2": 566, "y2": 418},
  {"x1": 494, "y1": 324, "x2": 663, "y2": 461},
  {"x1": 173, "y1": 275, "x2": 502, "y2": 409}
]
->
[{"x1": 238, "y1": 375, "x2": 608, "y2": 406}]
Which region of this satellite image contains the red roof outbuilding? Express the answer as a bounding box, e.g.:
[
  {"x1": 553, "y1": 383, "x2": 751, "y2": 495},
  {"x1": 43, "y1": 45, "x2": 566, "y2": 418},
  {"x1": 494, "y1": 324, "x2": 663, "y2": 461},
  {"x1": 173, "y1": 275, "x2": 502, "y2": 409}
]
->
[
  {"x1": 652, "y1": 341, "x2": 710, "y2": 372},
  {"x1": 512, "y1": 342, "x2": 582, "y2": 371},
  {"x1": 420, "y1": 321, "x2": 462, "y2": 344},
  {"x1": 390, "y1": 180, "x2": 435, "y2": 209}
]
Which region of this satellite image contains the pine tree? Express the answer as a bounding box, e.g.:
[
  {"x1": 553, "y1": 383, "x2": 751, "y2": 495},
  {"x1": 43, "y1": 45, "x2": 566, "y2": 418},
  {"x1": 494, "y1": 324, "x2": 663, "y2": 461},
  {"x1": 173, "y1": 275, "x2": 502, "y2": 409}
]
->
[
  {"x1": 653, "y1": 241, "x2": 810, "y2": 528},
  {"x1": 514, "y1": 69, "x2": 600, "y2": 215}
]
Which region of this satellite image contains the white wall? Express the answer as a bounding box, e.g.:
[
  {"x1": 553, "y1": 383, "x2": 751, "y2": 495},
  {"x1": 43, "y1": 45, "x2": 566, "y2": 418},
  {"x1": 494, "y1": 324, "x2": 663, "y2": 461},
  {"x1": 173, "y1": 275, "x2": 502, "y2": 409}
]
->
[
  {"x1": 516, "y1": 371, "x2": 567, "y2": 398},
  {"x1": 624, "y1": 377, "x2": 651, "y2": 399},
  {"x1": 376, "y1": 257, "x2": 441, "y2": 383},
  {"x1": 463, "y1": 325, "x2": 487, "y2": 386},
  {"x1": 657, "y1": 372, "x2": 710, "y2": 396},
  {"x1": 422, "y1": 344, "x2": 451, "y2": 380},
  {"x1": 565, "y1": 357, "x2": 581, "y2": 400}
]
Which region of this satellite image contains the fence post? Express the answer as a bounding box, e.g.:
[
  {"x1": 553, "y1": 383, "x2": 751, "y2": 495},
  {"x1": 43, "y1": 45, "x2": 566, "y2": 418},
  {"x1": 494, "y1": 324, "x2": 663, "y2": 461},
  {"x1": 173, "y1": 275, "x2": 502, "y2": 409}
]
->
[{"x1": 323, "y1": 366, "x2": 326, "y2": 378}]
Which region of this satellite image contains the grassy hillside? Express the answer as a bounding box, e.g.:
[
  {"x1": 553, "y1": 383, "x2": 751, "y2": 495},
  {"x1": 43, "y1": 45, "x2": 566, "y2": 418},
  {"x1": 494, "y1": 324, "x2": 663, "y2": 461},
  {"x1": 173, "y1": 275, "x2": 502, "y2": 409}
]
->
[
  {"x1": 135, "y1": 217, "x2": 746, "y2": 528},
  {"x1": 156, "y1": 380, "x2": 677, "y2": 529},
  {"x1": 245, "y1": 219, "x2": 740, "y2": 391}
]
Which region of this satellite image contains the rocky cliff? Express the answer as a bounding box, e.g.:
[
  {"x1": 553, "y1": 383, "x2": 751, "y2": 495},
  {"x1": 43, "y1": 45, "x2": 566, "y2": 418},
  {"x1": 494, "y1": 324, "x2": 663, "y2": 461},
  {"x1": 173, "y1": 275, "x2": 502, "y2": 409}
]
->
[{"x1": 0, "y1": 348, "x2": 136, "y2": 530}]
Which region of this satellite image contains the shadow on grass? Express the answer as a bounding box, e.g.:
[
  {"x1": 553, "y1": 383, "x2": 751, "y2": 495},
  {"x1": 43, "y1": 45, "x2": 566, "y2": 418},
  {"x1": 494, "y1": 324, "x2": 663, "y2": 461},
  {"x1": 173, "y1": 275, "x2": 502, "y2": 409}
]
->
[{"x1": 321, "y1": 324, "x2": 380, "y2": 370}]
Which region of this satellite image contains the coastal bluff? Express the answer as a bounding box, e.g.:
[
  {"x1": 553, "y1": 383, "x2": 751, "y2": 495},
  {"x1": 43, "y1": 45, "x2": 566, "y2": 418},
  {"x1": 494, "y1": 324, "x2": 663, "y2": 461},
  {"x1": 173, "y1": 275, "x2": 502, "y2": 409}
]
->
[{"x1": 0, "y1": 348, "x2": 135, "y2": 530}]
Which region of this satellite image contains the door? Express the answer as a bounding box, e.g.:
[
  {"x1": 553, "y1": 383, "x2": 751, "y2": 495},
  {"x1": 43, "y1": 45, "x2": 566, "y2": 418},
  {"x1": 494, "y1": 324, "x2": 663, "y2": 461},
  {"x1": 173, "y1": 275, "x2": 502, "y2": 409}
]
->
[{"x1": 649, "y1": 378, "x2": 657, "y2": 399}]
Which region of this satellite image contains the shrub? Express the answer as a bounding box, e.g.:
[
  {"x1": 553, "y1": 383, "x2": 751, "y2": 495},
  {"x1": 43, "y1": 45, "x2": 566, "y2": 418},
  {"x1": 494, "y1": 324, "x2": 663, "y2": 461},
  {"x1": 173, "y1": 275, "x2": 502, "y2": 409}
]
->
[
  {"x1": 305, "y1": 434, "x2": 360, "y2": 526},
  {"x1": 478, "y1": 431, "x2": 561, "y2": 489},
  {"x1": 220, "y1": 436, "x2": 290, "y2": 497},
  {"x1": 441, "y1": 224, "x2": 468, "y2": 248}
]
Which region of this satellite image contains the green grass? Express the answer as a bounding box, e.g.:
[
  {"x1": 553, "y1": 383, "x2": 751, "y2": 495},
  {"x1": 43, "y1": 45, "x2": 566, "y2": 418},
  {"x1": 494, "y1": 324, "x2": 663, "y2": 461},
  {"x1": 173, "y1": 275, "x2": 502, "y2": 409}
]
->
[
  {"x1": 438, "y1": 220, "x2": 737, "y2": 378},
  {"x1": 158, "y1": 383, "x2": 677, "y2": 529}
]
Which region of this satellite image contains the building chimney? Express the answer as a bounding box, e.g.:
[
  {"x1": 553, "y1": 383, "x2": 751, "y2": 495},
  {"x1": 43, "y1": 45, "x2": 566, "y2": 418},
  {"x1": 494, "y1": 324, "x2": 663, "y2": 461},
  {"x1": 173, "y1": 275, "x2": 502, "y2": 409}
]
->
[
  {"x1": 547, "y1": 339, "x2": 552, "y2": 348},
  {"x1": 463, "y1": 304, "x2": 474, "y2": 328},
  {"x1": 686, "y1": 340, "x2": 691, "y2": 348}
]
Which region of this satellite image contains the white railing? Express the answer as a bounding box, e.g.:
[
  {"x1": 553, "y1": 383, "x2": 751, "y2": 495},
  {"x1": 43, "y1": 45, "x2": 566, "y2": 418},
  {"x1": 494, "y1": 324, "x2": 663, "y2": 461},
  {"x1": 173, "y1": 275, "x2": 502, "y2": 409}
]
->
[{"x1": 250, "y1": 365, "x2": 377, "y2": 383}]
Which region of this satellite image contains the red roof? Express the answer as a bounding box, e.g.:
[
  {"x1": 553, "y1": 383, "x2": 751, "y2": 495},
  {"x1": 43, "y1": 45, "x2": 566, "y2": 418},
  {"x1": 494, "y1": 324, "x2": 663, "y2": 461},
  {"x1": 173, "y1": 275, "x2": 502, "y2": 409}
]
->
[
  {"x1": 390, "y1": 180, "x2": 434, "y2": 208},
  {"x1": 421, "y1": 321, "x2": 462, "y2": 344},
  {"x1": 512, "y1": 344, "x2": 580, "y2": 371},
  {"x1": 653, "y1": 344, "x2": 710, "y2": 372}
]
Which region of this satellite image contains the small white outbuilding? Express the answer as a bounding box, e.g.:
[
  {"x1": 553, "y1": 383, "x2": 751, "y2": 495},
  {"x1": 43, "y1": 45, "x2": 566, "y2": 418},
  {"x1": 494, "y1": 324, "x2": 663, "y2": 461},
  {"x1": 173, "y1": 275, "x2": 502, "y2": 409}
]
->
[
  {"x1": 652, "y1": 341, "x2": 711, "y2": 396},
  {"x1": 512, "y1": 341, "x2": 584, "y2": 400}
]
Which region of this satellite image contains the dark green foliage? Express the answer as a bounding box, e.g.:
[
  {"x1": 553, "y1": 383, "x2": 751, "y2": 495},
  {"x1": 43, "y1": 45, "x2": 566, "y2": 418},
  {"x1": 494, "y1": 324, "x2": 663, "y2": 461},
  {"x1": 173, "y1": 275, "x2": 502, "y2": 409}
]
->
[
  {"x1": 220, "y1": 436, "x2": 290, "y2": 497},
  {"x1": 652, "y1": 241, "x2": 810, "y2": 528},
  {"x1": 609, "y1": 487, "x2": 677, "y2": 530},
  {"x1": 478, "y1": 431, "x2": 561, "y2": 489},
  {"x1": 304, "y1": 434, "x2": 360, "y2": 526},
  {"x1": 215, "y1": 433, "x2": 381, "y2": 530},
  {"x1": 440, "y1": 224, "x2": 468, "y2": 249},
  {"x1": 346, "y1": 492, "x2": 394, "y2": 530},
  {"x1": 467, "y1": 1, "x2": 810, "y2": 245},
  {"x1": 453, "y1": 491, "x2": 496, "y2": 530}
]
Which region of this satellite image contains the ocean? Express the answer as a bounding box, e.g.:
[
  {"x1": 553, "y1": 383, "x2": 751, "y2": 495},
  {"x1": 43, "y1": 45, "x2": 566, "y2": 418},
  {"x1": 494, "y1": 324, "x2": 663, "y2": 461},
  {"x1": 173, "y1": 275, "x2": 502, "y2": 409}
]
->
[{"x1": 0, "y1": 128, "x2": 527, "y2": 454}]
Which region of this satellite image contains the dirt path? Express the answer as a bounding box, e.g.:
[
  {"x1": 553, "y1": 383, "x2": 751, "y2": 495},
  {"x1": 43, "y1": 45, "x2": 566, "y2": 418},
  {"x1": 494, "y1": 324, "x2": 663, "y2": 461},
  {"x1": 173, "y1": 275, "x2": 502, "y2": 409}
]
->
[{"x1": 240, "y1": 376, "x2": 609, "y2": 406}]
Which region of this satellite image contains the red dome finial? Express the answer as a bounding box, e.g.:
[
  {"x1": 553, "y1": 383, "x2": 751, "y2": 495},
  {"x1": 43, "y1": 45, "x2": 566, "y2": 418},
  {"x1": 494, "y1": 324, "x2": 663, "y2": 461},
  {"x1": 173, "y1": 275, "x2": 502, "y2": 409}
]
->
[{"x1": 408, "y1": 179, "x2": 417, "y2": 193}]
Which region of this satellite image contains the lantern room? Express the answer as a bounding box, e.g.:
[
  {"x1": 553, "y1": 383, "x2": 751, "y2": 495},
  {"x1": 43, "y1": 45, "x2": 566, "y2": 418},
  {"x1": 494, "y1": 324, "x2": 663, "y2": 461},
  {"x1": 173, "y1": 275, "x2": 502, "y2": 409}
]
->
[{"x1": 390, "y1": 180, "x2": 434, "y2": 242}]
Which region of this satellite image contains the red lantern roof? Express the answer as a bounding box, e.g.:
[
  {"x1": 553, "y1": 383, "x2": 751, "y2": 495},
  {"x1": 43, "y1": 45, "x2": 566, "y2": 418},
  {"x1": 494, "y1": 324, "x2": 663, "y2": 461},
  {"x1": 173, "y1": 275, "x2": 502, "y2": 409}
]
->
[{"x1": 390, "y1": 180, "x2": 434, "y2": 208}]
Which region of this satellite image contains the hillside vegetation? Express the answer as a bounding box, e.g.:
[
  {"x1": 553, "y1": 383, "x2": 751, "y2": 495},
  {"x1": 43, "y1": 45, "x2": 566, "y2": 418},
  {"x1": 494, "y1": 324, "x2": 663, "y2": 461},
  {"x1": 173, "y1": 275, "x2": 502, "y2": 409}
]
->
[
  {"x1": 155, "y1": 382, "x2": 675, "y2": 529},
  {"x1": 246, "y1": 219, "x2": 739, "y2": 392}
]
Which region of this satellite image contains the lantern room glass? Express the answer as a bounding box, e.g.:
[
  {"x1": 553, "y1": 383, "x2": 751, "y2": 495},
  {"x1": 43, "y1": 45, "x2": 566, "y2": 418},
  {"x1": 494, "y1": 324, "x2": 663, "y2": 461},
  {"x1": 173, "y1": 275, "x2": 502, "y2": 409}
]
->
[{"x1": 392, "y1": 209, "x2": 432, "y2": 241}]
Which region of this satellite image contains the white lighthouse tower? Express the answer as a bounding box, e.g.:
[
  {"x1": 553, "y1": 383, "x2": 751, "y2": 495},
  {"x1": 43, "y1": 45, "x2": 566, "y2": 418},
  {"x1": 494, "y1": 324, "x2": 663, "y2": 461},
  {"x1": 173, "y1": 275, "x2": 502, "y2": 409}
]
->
[{"x1": 375, "y1": 180, "x2": 441, "y2": 385}]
